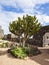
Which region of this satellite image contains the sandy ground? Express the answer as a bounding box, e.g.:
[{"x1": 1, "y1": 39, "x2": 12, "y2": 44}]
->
[
  {"x1": 0, "y1": 48, "x2": 49, "y2": 65},
  {"x1": 30, "y1": 49, "x2": 49, "y2": 65},
  {"x1": 0, "y1": 48, "x2": 40, "y2": 65}
]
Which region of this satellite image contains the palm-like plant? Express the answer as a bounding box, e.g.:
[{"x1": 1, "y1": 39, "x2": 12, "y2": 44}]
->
[
  {"x1": 22, "y1": 15, "x2": 41, "y2": 47},
  {"x1": 9, "y1": 15, "x2": 41, "y2": 47},
  {"x1": 9, "y1": 17, "x2": 23, "y2": 46}
]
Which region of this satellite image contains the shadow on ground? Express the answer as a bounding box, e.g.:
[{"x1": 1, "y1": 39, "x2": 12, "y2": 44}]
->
[
  {"x1": 30, "y1": 49, "x2": 49, "y2": 65},
  {"x1": 0, "y1": 48, "x2": 49, "y2": 65},
  {"x1": 7, "y1": 53, "x2": 17, "y2": 59},
  {"x1": 0, "y1": 51, "x2": 7, "y2": 56}
]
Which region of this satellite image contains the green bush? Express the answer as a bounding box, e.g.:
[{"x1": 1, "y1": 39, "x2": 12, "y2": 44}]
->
[
  {"x1": 0, "y1": 42, "x2": 9, "y2": 48},
  {"x1": 0, "y1": 44, "x2": 2, "y2": 47},
  {"x1": 11, "y1": 47, "x2": 28, "y2": 59},
  {"x1": 10, "y1": 46, "x2": 40, "y2": 59},
  {"x1": 29, "y1": 47, "x2": 39, "y2": 56}
]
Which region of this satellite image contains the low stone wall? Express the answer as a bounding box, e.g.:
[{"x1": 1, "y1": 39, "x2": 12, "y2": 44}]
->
[{"x1": 38, "y1": 47, "x2": 49, "y2": 54}]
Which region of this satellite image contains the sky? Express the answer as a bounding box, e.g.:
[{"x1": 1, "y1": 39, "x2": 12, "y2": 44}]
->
[{"x1": 0, "y1": 0, "x2": 49, "y2": 34}]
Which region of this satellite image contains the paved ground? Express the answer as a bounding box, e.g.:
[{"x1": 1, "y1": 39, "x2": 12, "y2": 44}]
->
[
  {"x1": 0, "y1": 48, "x2": 40, "y2": 65},
  {"x1": 0, "y1": 48, "x2": 49, "y2": 65}
]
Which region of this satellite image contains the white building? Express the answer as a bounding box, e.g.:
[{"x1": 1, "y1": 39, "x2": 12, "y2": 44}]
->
[
  {"x1": 11, "y1": 33, "x2": 16, "y2": 38},
  {"x1": 43, "y1": 32, "x2": 49, "y2": 47}
]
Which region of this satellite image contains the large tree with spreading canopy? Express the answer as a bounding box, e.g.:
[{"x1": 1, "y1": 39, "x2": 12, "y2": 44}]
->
[{"x1": 9, "y1": 15, "x2": 41, "y2": 47}]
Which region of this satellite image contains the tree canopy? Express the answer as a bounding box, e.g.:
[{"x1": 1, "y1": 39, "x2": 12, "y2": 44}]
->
[{"x1": 9, "y1": 15, "x2": 41, "y2": 47}]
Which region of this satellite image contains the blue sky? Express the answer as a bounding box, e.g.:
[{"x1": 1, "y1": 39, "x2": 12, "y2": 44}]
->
[{"x1": 0, "y1": 0, "x2": 49, "y2": 34}]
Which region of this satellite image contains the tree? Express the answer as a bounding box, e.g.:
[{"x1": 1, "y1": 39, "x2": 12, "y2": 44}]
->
[
  {"x1": 22, "y1": 15, "x2": 41, "y2": 47},
  {"x1": 9, "y1": 15, "x2": 41, "y2": 47},
  {"x1": 9, "y1": 17, "x2": 23, "y2": 46}
]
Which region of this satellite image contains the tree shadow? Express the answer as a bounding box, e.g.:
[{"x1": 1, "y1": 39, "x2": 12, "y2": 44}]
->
[
  {"x1": 0, "y1": 51, "x2": 7, "y2": 56},
  {"x1": 29, "y1": 49, "x2": 49, "y2": 65},
  {"x1": 0, "y1": 49, "x2": 17, "y2": 59},
  {"x1": 7, "y1": 49, "x2": 17, "y2": 59}
]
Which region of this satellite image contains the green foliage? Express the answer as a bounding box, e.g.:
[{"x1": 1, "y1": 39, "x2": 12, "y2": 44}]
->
[
  {"x1": 22, "y1": 15, "x2": 41, "y2": 36},
  {"x1": 9, "y1": 17, "x2": 23, "y2": 36},
  {"x1": 11, "y1": 47, "x2": 28, "y2": 59},
  {"x1": 10, "y1": 46, "x2": 40, "y2": 59},
  {"x1": 28, "y1": 46, "x2": 39, "y2": 56},
  {"x1": 9, "y1": 15, "x2": 41, "y2": 47},
  {"x1": 0, "y1": 42, "x2": 9, "y2": 48}
]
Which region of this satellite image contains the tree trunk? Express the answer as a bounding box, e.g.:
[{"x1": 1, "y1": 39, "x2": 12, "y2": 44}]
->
[
  {"x1": 22, "y1": 34, "x2": 27, "y2": 47},
  {"x1": 18, "y1": 36, "x2": 21, "y2": 46},
  {"x1": 20, "y1": 38, "x2": 21, "y2": 46},
  {"x1": 22, "y1": 39, "x2": 26, "y2": 47}
]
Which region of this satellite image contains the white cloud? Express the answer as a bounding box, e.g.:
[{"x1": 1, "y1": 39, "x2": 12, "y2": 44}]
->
[
  {"x1": 36, "y1": 14, "x2": 49, "y2": 26},
  {"x1": 44, "y1": 16, "x2": 49, "y2": 22},
  {"x1": 0, "y1": 0, "x2": 49, "y2": 13},
  {"x1": 0, "y1": 5, "x2": 27, "y2": 34},
  {"x1": 0, "y1": 0, "x2": 49, "y2": 34},
  {"x1": 0, "y1": 0, "x2": 49, "y2": 7},
  {"x1": 32, "y1": 0, "x2": 49, "y2": 4}
]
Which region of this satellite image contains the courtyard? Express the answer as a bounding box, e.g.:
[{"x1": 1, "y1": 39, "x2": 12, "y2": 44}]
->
[
  {"x1": 0, "y1": 48, "x2": 40, "y2": 65},
  {"x1": 0, "y1": 48, "x2": 49, "y2": 65}
]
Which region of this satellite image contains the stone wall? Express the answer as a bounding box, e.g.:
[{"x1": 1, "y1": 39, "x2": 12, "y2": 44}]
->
[{"x1": 33, "y1": 25, "x2": 49, "y2": 47}]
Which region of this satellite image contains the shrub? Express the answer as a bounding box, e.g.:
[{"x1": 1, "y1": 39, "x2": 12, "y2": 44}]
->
[
  {"x1": 9, "y1": 46, "x2": 41, "y2": 59},
  {"x1": 28, "y1": 47, "x2": 39, "y2": 56},
  {"x1": 0, "y1": 42, "x2": 9, "y2": 48},
  {"x1": 10, "y1": 47, "x2": 28, "y2": 59},
  {"x1": 0, "y1": 45, "x2": 1, "y2": 47}
]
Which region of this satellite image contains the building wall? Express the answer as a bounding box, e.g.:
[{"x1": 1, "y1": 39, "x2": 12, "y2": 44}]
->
[
  {"x1": 43, "y1": 33, "x2": 49, "y2": 46},
  {"x1": 33, "y1": 26, "x2": 49, "y2": 47}
]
